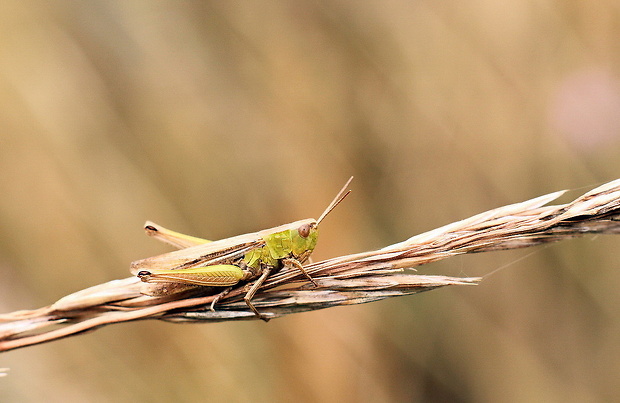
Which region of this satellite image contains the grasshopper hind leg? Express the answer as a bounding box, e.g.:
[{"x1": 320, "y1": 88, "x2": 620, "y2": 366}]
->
[
  {"x1": 210, "y1": 286, "x2": 233, "y2": 312},
  {"x1": 209, "y1": 275, "x2": 271, "y2": 322},
  {"x1": 208, "y1": 263, "x2": 272, "y2": 321}
]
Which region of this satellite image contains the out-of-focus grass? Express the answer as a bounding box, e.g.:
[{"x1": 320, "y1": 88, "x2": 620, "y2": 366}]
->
[{"x1": 1, "y1": 2, "x2": 619, "y2": 402}]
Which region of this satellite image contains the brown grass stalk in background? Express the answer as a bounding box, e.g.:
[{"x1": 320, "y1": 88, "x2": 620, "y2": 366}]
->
[{"x1": 1, "y1": 179, "x2": 620, "y2": 352}]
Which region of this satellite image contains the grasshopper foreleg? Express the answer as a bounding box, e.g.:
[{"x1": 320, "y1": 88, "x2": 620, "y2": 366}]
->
[{"x1": 282, "y1": 258, "x2": 318, "y2": 287}]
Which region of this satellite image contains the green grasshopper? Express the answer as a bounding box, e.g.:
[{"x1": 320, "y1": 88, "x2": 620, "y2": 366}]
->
[{"x1": 131, "y1": 177, "x2": 352, "y2": 320}]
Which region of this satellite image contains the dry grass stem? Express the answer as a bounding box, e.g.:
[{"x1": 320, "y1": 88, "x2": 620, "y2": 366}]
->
[{"x1": 2, "y1": 179, "x2": 620, "y2": 352}]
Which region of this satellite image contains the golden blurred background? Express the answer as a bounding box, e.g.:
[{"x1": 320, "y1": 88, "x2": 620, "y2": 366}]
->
[{"x1": 1, "y1": 1, "x2": 620, "y2": 402}]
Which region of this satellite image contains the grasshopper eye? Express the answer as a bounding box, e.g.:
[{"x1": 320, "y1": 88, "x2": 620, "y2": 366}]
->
[{"x1": 298, "y1": 223, "x2": 312, "y2": 238}]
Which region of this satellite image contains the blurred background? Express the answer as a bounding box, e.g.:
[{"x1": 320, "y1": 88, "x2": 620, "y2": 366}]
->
[{"x1": 1, "y1": 1, "x2": 620, "y2": 402}]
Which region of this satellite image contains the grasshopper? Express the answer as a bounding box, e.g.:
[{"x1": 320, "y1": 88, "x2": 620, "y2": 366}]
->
[{"x1": 131, "y1": 177, "x2": 352, "y2": 320}]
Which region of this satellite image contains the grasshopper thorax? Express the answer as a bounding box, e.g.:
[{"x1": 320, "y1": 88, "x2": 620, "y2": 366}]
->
[{"x1": 248, "y1": 219, "x2": 318, "y2": 268}]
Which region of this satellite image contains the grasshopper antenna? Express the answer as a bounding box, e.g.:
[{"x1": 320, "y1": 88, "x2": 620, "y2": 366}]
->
[{"x1": 317, "y1": 176, "x2": 353, "y2": 225}]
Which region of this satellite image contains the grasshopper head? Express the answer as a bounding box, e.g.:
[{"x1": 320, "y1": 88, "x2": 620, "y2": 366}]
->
[
  {"x1": 260, "y1": 177, "x2": 352, "y2": 264},
  {"x1": 290, "y1": 220, "x2": 319, "y2": 262},
  {"x1": 289, "y1": 177, "x2": 352, "y2": 262}
]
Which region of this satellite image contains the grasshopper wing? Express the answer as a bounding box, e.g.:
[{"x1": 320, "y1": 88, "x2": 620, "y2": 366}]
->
[{"x1": 130, "y1": 231, "x2": 265, "y2": 275}]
